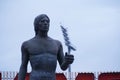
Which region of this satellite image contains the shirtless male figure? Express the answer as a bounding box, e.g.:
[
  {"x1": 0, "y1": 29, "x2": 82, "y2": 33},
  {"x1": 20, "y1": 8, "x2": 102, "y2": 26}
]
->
[{"x1": 18, "y1": 14, "x2": 74, "y2": 80}]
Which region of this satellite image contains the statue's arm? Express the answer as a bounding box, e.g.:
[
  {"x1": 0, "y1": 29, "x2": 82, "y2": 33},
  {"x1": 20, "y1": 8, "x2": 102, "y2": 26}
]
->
[
  {"x1": 57, "y1": 41, "x2": 74, "y2": 71},
  {"x1": 18, "y1": 42, "x2": 29, "y2": 80}
]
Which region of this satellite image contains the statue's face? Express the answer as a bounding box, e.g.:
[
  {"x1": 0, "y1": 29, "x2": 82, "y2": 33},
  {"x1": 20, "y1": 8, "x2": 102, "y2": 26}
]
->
[{"x1": 38, "y1": 16, "x2": 50, "y2": 32}]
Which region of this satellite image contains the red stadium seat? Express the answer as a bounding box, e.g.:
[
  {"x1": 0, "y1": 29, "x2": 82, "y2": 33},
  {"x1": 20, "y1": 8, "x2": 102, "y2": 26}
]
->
[
  {"x1": 98, "y1": 72, "x2": 120, "y2": 80},
  {"x1": 14, "y1": 73, "x2": 30, "y2": 80},
  {"x1": 14, "y1": 73, "x2": 67, "y2": 80},
  {"x1": 75, "y1": 73, "x2": 94, "y2": 80},
  {"x1": 56, "y1": 73, "x2": 67, "y2": 80}
]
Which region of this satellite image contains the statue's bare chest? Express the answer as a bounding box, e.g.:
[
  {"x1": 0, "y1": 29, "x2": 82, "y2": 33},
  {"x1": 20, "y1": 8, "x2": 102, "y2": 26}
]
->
[{"x1": 27, "y1": 39, "x2": 59, "y2": 55}]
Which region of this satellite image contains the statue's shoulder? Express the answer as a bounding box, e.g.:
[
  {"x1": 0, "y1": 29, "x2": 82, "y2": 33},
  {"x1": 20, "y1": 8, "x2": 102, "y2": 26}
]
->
[
  {"x1": 21, "y1": 37, "x2": 35, "y2": 48},
  {"x1": 55, "y1": 40, "x2": 62, "y2": 45},
  {"x1": 49, "y1": 37, "x2": 62, "y2": 46}
]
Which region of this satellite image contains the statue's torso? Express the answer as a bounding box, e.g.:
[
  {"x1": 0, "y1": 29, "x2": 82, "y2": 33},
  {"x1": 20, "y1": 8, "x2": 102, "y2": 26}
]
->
[
  {"x1": 25, "y1": 37, "x2": 59, "y2": 80},
  {"x1": 29, "y1": 53, "x2": 57, "y2": 80}
]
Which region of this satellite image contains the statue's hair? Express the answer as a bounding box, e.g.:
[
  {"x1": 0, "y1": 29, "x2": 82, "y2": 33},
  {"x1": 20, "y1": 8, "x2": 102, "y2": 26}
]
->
[{"x1": 34, "y1": 14, "x2": 50, "y2": 35}]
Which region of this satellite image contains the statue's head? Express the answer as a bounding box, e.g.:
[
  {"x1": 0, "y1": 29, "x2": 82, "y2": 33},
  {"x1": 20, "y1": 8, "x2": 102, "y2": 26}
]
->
[{"x1": 34, "y1": 14, "x2": 50, "y2": 35}]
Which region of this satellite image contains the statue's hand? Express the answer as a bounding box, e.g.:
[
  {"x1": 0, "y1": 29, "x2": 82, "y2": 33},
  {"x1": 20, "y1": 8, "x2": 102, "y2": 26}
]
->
[{"x1": 64, "y1": 52, "x2": 74, "y2": 64}]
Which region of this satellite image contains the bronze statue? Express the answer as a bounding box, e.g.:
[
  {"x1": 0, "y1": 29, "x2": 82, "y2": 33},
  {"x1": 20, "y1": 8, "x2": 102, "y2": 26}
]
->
[{"x1": 18, "y1": 14, "x2": 74, "y2": 80}]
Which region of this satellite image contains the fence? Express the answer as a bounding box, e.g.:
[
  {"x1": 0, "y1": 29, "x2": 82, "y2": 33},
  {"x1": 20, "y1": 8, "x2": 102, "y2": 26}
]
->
[
  {"x1": 0, "y1": 71, "x2": 78, "y2": 80},
  {"x1": 0, "y1": 71, "x2": 120, "y2": 80},
  {"x1": 0, "y1": 71, "x2": 17, "y2": 80}
]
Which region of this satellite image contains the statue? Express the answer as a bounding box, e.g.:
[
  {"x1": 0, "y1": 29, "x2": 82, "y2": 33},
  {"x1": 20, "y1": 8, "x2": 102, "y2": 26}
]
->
[{"x1": 18, "y1": 14, "x2": 74, "y2": 80}]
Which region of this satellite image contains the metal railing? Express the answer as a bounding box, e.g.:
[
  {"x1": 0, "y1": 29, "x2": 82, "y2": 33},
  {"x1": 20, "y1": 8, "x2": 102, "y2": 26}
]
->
[
  {"x1": 1, "y1": 71, "x2": 120, "y2": 80},
  {"x1": 1, "y1": 71, "x2": 17, "y2": 80},
  {"x1": 0, "y1": 71, "x2": 79, "y2": 80}
]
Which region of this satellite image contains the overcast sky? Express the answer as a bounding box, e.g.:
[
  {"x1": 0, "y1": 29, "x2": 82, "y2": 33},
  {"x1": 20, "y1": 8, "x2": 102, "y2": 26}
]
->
[{"x1": 0, "y1": 0, "x2": 120, "y2": 73}]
